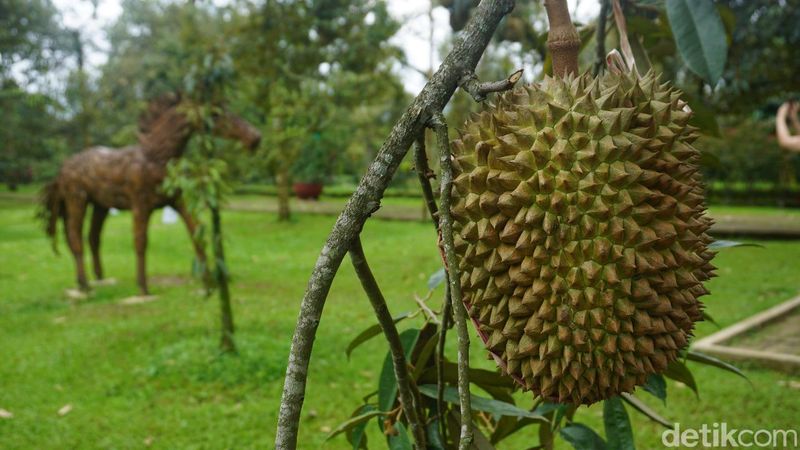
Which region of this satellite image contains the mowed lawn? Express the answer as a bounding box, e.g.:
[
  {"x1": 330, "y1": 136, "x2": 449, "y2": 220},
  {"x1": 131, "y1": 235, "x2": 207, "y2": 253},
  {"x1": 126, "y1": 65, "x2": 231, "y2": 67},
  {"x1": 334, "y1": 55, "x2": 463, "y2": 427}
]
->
[{"x1": 1, "y1": 196, "x2": 799, "y2": 449}]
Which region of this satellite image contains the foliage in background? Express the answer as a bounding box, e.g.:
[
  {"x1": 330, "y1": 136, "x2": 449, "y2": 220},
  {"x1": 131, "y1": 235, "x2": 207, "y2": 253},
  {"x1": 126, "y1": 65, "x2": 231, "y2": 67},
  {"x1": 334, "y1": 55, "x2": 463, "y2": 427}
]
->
[
  {"x1": 0, "y1": 0, "x2": 80, "y2": 186},
  {"x1": 228, "y1": 0, "x2": 408, "y2": 218},
  {"x1": 700, "y1": 119, "x2": 800, "y2": 188}
]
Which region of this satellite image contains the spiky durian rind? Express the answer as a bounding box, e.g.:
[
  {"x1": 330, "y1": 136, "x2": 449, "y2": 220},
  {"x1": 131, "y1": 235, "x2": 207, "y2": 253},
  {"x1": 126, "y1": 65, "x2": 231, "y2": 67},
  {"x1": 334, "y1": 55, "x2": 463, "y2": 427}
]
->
[{"x1": 450, "y1": 71, "x2": 716, "y2": 405}]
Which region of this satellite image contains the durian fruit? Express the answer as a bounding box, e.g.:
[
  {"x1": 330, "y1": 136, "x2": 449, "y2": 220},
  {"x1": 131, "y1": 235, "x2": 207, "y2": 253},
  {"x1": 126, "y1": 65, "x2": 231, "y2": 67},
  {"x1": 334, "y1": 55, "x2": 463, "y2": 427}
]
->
[{"x1": 449, "y1": 71, "x2": 716, "y2": 405}]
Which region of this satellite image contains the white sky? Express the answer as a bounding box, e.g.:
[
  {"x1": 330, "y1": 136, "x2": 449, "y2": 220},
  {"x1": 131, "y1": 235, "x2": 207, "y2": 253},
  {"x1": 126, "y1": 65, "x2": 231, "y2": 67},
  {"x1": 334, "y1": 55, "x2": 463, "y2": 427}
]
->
[{"x1": 52, "y1": 0, "x2": 600, "y2": 94}]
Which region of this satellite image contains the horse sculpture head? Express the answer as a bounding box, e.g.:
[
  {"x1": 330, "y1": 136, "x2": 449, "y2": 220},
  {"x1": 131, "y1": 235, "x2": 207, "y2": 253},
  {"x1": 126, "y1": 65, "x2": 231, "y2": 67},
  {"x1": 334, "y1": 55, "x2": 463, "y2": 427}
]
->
[
  {"x1": 138, "y1": 93, "x2": 261, "y2": 156},
  {"x1": 207, "y1": 109, "x2": 262, "y2": 151}
]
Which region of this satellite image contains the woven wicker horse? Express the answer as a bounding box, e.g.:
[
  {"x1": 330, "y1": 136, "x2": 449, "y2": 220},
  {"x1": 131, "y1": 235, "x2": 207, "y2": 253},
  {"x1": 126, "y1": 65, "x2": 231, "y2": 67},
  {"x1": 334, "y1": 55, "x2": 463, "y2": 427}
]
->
[{"x1": 40, "y1": 93, "x2": 261, "y2": 295}]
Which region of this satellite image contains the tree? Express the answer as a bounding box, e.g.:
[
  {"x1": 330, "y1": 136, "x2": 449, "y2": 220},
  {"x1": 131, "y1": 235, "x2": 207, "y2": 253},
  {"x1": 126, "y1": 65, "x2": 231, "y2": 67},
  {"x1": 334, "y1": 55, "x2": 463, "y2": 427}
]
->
[
  {"x1": 0, "y1": 0, "x2": 72, "y2": 83},
  {"x1": 0, "y1": 0, "x2": 74, "y2": 188},
  {"x1": 0, "y1": 82, "x2": 65, "y2": 189},
  {"x1": 229, "y1": 0, "x2": 405, "y2": 220},
  {"x1": 715, "y1": 0, "x2": 800, "y2": 112}
]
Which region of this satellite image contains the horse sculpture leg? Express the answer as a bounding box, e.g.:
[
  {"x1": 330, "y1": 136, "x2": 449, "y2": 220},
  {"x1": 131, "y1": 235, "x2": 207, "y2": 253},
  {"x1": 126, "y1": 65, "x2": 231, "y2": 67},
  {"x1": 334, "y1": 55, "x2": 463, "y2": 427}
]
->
[
  {"x1": 89, "y1": 205, "x2": 109, "y2": 280},
  {"x1": 132, "y1": 206, "x2": 153, "y2": 295},
  {"x1": 64, "y1": 195, "x2": 89, "y2": 291}
]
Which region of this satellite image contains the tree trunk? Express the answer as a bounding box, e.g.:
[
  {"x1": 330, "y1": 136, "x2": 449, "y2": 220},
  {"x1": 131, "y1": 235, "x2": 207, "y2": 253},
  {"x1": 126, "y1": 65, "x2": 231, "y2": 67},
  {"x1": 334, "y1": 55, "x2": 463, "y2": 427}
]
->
[
  {"x1": 211, "y1": 206, "x2": 236, "y2": 354},
  {"x1": 276, "y1": 168, "x2": 291, "y2": 221}
]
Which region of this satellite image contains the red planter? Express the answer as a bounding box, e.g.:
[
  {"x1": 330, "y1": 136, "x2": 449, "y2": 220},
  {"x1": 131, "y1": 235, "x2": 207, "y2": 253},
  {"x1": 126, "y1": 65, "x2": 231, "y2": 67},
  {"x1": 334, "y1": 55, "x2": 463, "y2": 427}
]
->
[{"x1": 292, "y1": 182, "x2": 323, "y2": 200}]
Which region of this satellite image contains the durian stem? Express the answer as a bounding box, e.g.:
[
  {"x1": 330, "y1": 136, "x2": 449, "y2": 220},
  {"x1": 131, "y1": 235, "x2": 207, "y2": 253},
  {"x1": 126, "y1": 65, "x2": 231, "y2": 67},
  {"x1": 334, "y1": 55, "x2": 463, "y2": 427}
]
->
[
  {"x1": 348, "y1": 237, "x2": 427, "y2": 450},
  {"x1": 430, "y1": 111, "x2": 474, "y2": 450},
  {"x1": 544, "y1": 0, "x2": 580, "y2": 77},
  {"x1": 275, "y1": 2, "x2": 516, "y2": 448}
]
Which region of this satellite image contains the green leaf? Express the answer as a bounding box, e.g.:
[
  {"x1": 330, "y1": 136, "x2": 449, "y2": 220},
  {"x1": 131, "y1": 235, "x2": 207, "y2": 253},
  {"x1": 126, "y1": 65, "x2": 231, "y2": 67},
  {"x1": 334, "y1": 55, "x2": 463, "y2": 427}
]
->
[
  {"x1": 532, "y1": 401, "x2": 564, "y2": 416},
  {"x1": 665, "y1": 0, "x2": 728, "y2": 83},
  {"x1": 426, "y1": 419, "x2": 446, "y2": 450},
  {"x1": 603, "y1": 397, "x2": 635, "y2": 450},
  {"x1": 378, "y1": 328, "x2": 420, "y2": 412},
  {"x1": 326, "y1": 408, "x2": 384, "y2": 442},
  {"x1": 346, "y1": 405, "x2": 377, "y2": 449},
  {"x1": 345, "y1": 312, "x2": 412, "y2": 360},
  {"x1": 560, "y1": 423, "x2": 607, "y2": 450},
  {"x1": 708, "y1": 240, "x2": 762, "y2": 250},
  {"x1": 620, "y1": 393, "x2": 673, "y2": 429},
  {"x1": 388, "y1": 422, "x2": 413, "y2": 450},
  {"x1": 419, "y1": 361, "x2": 516, "y2": 390},
  {"x1": 427, "y1": 267, "x2": 446, "y2": 290},
  {"x1": 411, "y1": 331, "x2": 439, "y2": 381},
  {"x1": 686, "y1": 350, "x2": 749, "y2": 382},
  {"x1": 682, "y1": 92, "x2": 720, "y2": 136},
  {"x1": 642, "y1": 374, "x2": 667, "y2": 403},
  {"x1": 663, "y1": 360, "x2": 698, "y2": 397},
  {"x1": 491, "y1": 416, "x2": 544, "y2": 444},
  {"x1": 702, "y1": 311, "x2": 719, "y2": 328},
  {"x1": 418, "y1": 385, "x2": 547, "y2": 421}
]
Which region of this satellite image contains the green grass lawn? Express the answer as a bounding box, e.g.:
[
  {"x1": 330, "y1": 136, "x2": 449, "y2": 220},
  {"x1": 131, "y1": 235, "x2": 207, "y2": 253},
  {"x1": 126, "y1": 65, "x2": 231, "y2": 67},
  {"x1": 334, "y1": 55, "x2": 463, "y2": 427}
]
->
[{"x1": 1, "y1": 197, "x2": 799, "y2": 449}]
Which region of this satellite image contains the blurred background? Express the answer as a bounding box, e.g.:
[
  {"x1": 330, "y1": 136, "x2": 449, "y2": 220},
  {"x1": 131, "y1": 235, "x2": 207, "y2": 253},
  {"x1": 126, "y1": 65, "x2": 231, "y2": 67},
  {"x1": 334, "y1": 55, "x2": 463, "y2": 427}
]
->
[{"x1": 3, "y1": 0, "x2": 798, "y2": 204}]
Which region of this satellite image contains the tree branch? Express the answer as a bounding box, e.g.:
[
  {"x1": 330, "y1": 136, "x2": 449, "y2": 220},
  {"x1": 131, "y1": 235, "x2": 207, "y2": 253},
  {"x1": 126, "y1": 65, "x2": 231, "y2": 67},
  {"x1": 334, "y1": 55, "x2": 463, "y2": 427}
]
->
[
  {"x1": 275, "y1": 2, "x2": 516, "y2": 448},
  {"x1": 458, "y1": 69, "x2": 524, "y2": 102},
  {"x1": 430, "y1": 111, "x2": 473, "y2": 450},
  {"x1": 544, "y1": 0, "x2": 580, "y2": 77},
  {"x1": 349, "y1": 237, "x2": 426, "y2": 449}
]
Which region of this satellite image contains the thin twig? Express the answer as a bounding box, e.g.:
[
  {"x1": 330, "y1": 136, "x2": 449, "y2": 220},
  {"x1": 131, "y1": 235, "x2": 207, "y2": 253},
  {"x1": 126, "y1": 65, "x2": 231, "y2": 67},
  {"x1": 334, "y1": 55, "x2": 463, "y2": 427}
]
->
[
  {"x1": 436, "y1": 283, "x2": 452, "y2": 443},
  {"x1": 593, "y1": 0, "x2": 610, "y2": 76},
  {"x1": 349, "y1": 237, "x2": 427, "y2": 449},
  {"x1": 430, "y1": 111, "x2": 473, "y2": 450},
  {"x1": 458, "y1": 69, "x2": 524, "y2": 102},
  {"x1": 414, "y1": 134, "x2": 440, "y2": 228},
  {"x1": 414, "y1": 293, "x2": 441, "y2": 325},
  {"x1": 274, "y1": 2, "x2": 516, "y2": 448},
  {"x1": 413, "y1": 132, "x2": 452, "y2": 443}
]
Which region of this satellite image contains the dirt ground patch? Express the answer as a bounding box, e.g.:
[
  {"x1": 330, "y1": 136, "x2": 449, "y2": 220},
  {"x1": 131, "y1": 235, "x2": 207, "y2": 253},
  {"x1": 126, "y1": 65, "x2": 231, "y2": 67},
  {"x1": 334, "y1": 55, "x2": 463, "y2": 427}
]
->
[
  {"x1": 150, "y1": 274, "x2": 192, "y2": 287},
  {"x1": 729, "y1": 308, "x2": 800, "y2": 356}
]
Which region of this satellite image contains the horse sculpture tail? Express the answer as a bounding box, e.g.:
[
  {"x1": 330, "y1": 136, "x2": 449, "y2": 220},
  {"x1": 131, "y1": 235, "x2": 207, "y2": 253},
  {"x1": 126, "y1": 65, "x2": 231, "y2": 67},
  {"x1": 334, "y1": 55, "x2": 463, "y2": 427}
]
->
[{"x1": 38, "y1": 180, "x2": 63, "y2": 254}]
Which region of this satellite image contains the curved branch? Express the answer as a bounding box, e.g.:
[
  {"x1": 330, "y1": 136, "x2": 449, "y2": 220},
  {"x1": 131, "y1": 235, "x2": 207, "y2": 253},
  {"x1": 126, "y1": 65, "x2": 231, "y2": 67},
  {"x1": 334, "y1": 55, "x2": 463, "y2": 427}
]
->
[
  {"x1": 275, "y1": 2, "x2": 517, "y2": 448},
  {"x1": 349, "y1": 238, "x2": 426, "y2": 449},
  {"x1": 430, "y1": 111, "x2": 473, "y2": 450}
]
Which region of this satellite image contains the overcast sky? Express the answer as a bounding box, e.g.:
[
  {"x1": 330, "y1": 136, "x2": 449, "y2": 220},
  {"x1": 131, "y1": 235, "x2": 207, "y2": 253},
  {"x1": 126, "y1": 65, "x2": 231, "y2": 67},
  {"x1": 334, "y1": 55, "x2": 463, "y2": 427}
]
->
[{"x1": 52, "y1": 0, "x2": 600, "y2": 94}]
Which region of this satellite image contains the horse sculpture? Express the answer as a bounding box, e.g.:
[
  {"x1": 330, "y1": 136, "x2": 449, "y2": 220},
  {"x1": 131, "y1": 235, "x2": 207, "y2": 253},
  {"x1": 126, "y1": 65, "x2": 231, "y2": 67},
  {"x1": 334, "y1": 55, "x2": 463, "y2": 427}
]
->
[{"x1": 40, "y1": 93, "x2": 261, "y2": 295}]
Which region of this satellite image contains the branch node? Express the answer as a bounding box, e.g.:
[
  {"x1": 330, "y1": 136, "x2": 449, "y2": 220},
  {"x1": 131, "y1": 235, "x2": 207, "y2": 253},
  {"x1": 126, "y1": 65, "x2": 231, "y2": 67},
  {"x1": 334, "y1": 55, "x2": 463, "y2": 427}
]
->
[{"x1": 458, "y1": 69, "x2": 524, "y2": 102}]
